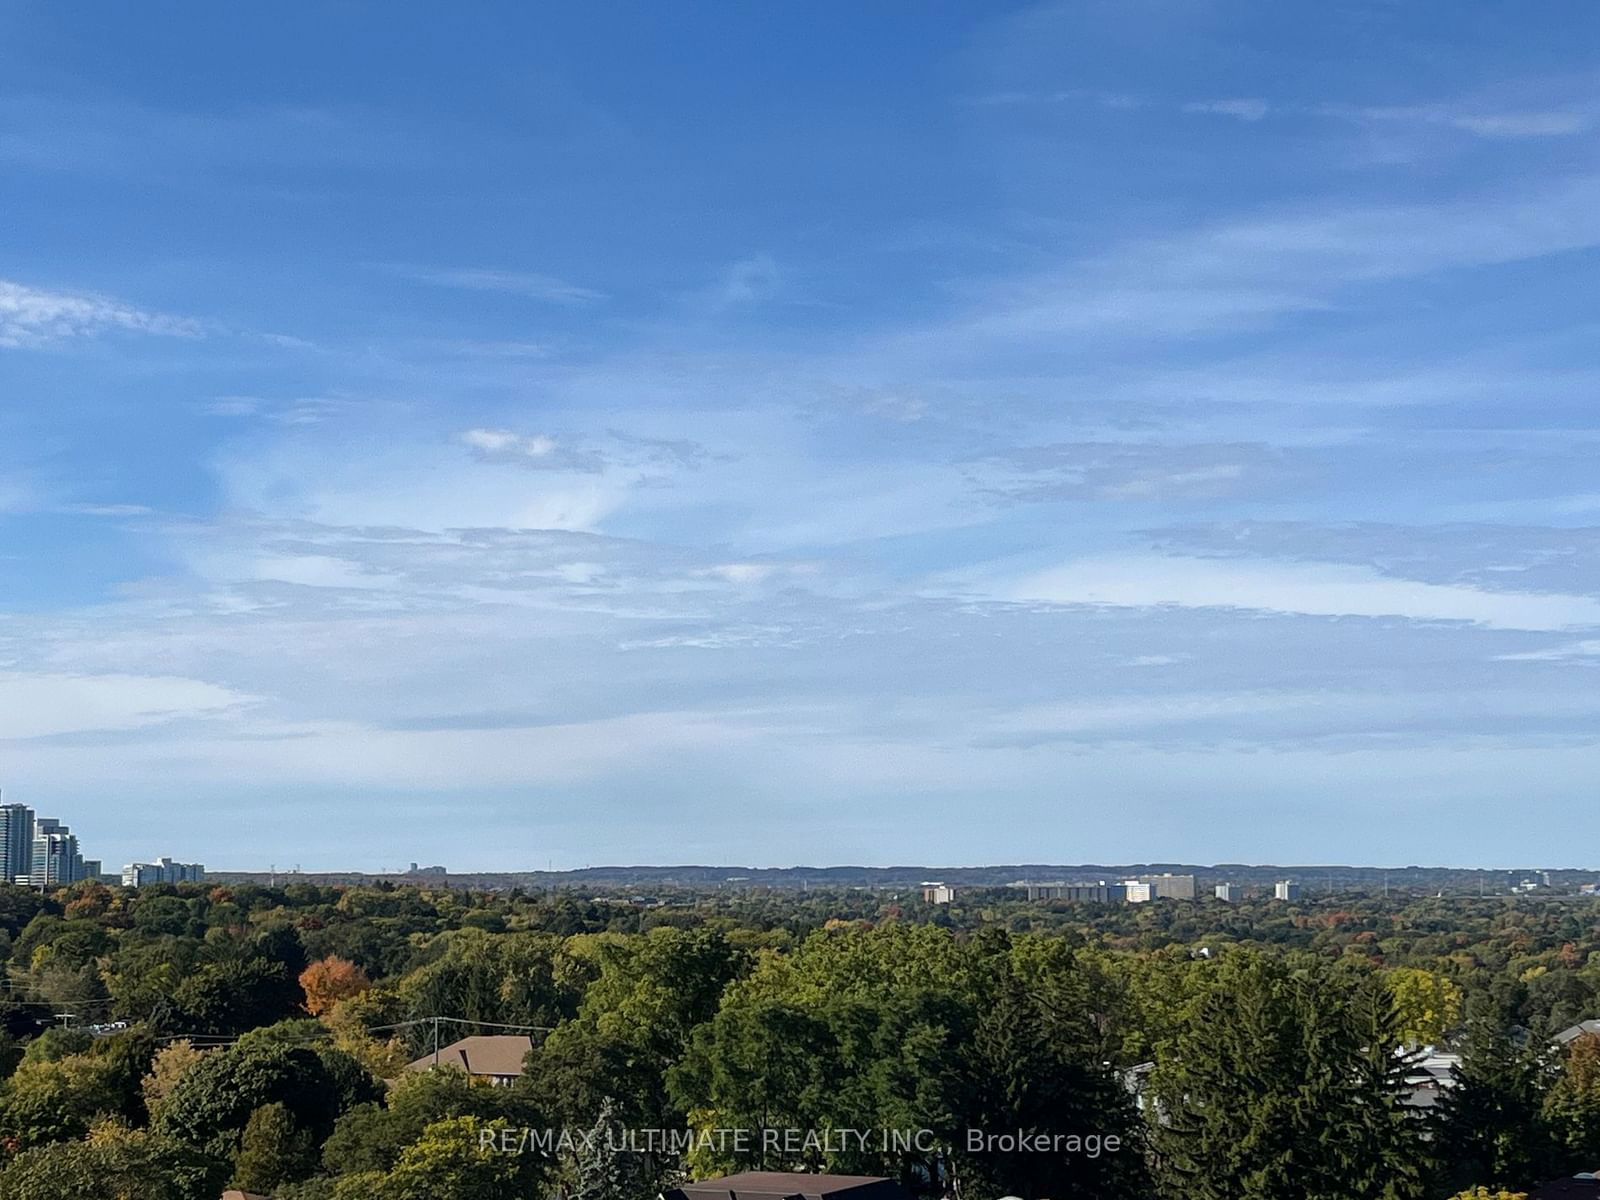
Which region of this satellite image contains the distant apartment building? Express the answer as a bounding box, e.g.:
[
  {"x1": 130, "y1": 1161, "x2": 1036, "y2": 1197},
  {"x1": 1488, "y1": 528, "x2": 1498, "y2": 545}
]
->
[
  {"x1": 1215, "y1": 883, "x2": 1242, "y2": 902},
  {"x1": 920, "y1": 883, "x2": 955, "y2": 904},
  {"x1": 1137, "y1": 873, "x2": 1198, "y2": 900},
  {"x1": 31, "y1": 820, "x2": 89, "y2": 887},
  {"x1": 1123, "y1": 874, "x2": 1198, "y2": 902},
  {"x1": 122, "y1": 858, "x2": 206, "y2": 887},
  {"x1": 1274, "y1": 880, "x2": 1302, "y2": 901},
  {"x1": 121, "y1": 857, "x2": 206, "y2": 889},
  {"x1": 0, "y1": 800, "x2": 36, "y2": 884},
  {"x1": 1016, "y1": 881, "x2": 1127, "y2": 903},
  {"x1": 1017, "y1": 874, "x2": 1196, "y2": 904},
  {"x1": 0, "y1": 796, "x2": 104, "y2": 888}
]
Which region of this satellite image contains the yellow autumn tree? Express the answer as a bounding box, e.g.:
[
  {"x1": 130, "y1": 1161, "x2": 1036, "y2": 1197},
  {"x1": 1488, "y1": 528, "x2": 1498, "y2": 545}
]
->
[{"x1": 1386, "y1": 966, "x2": 1464, "y2": 1044}]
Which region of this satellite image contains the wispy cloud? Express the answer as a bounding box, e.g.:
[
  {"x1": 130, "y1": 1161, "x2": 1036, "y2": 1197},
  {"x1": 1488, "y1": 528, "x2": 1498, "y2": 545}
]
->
[
  {"x1": 0, "y1": 278, "x2": 198, "y2": 348},
  {"x1": 1496, "y1": 640, "x2": 1600, "y2": 663},
  {"x1": 1182, "y1": 98, "x2": 1271, "y2": 122},
  {"x1": 1312, "y1": 101, "x2": 1593, "y2": 139},
  {"x1": 971, "y1": 441, "x2": 1292, "y2": 504},
  {"x1": 456, "y1": 427, "x2": 714, "y2": 477},
  {"x1": 984, "y1": 87, "x2": 1593, "y2": 140},
  {"x1": 1003, "y1": 555, "x2": 1600, "y2": 632},
  {"x1": 383, "y1": 264, "x2": 606, "y2": 305},
  {"x1": 458, "y1": 427, "x2": 607, "y2": 472}
]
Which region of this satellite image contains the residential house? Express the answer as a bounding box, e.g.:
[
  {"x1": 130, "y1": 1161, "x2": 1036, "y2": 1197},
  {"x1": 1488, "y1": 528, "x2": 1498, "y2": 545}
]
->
[{"x1": 404, "y1": 1034, "x2": 534, "y2": 1086}]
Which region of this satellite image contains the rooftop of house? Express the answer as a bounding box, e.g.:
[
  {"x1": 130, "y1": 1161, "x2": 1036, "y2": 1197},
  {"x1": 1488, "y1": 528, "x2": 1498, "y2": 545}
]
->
[
  {"x1": 404, "y1": 1034, "x2": 534, "y2": 1079},
  {"x1": 1555, "y1": 1019, "x2": 1600, "y2": 1045}
]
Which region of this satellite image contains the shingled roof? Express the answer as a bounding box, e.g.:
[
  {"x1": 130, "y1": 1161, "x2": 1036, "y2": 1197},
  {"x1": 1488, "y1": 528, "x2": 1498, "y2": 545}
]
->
[{"x1": 404, "y1": 1034, "x2": 534, "y2": 1079}]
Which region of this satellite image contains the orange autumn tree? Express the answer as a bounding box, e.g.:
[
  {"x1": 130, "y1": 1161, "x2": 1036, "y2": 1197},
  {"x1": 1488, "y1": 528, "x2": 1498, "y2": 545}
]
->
[{"x1": 299, "y1": 955, "x2": 373, "y2": 1017}]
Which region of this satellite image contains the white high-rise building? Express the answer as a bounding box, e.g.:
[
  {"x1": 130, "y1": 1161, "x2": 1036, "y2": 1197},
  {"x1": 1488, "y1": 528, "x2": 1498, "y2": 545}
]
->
[{"x1": 122, "y1": 858, "x2": 206, "y2": 888}]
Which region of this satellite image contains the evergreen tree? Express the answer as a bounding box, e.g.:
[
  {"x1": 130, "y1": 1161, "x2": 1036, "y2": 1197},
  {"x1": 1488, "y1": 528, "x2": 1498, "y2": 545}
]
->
[
  {"x1": 234, "y1": 1101, "x2": 318, "y2": 1192},
  {"x1": 1152, "y1": 951, "x2": 1428, "y2": 1200},
  {"x1": 1437, "y1": 999, "x2": 1560, "y2": 1194},
  {"x1": 954, "y1": 942, "x2": 1150, "y2": 1200},
  {"x1": 573, "y1": 1097, "x2": 652, "y2": 1200}
]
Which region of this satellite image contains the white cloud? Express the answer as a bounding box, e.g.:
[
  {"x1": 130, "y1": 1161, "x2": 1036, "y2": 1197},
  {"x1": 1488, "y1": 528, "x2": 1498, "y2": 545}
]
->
[
  {"x1": 1495, "y1": 639, "x2": 1600, "y2": 662},
  {"x1": 0, "y1": 278, "x2": 198, "y2": 347},
  {"x1": 1004, "y1": 555, "x2": 1600, "y2": 632},
  {"x1": 460, "y1": 428, "x2": 562, "y2": 461},
  {"x1": 0, "y1": 672, "x2": 250, "y2": 740}
]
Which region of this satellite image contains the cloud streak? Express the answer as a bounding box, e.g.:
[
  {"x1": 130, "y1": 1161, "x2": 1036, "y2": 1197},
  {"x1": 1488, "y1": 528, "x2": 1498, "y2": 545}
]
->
[
  {"x1": 384, "y1": 264, "x2": 606, "y2": 305},
  {"x1": 0, "y1": 278, "x2": 198, "y2": 348},
  {"x1": 1004, "y1": 555, "x2": 1600, "y2": 632}
]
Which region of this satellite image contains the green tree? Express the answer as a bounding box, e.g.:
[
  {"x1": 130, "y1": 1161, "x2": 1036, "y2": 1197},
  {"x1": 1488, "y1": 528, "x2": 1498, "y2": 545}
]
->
[
  {"x1": 0, "y1": 1122, "x2": 227, "y2": 1200},
  {"x1": 155, "y1": 1043, "x2": 347, "y2": 1160},
  {"x1": 1387, "y1": 967, "x2": 1465, "y2": 1045},
  {"x1": 1438, "y1": 1000, "x2": 1560, "y2": 1193},
  {"x1": 332, "y1": 1115, "x2": 543, "y2": 1200},
  {"x1": 234, "y1": 1101, "x2": 318, "y2": 1192},
  {"x1": 530, "y1": 926, "x2": 742, "y2": 1130},
  {"x1": 953, "y1": 945, "x2": 1149, "y2": 1200},
  {"x1": 1152, "y1": 950, "x2": 1427, "y2": 1200},
  {"x1": 320, "y1": 1062, "x2": 542, "y2": 1178},
  {"x1": 0, "y1": 1034, "x2": 152, "y2": 1149},
  {"x1": 172, "y1": 956, "x2": 300, "y2": 1034}
]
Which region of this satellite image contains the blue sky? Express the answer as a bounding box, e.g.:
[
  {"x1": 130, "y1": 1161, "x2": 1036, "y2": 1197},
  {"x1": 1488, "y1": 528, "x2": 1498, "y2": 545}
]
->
[{"x1": 3, "y1": 1, "x2": 1600, "y2": 871}]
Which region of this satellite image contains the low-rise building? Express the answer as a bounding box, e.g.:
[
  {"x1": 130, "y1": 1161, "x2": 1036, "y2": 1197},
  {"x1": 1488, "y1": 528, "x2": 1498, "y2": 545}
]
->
[
  {"x1": 1401, "y1": 1046, "x2": 1462, "y2": 1114},
  {"x1": 1555, "y1": 1019, "x2": 1600, "y2": 1047}
]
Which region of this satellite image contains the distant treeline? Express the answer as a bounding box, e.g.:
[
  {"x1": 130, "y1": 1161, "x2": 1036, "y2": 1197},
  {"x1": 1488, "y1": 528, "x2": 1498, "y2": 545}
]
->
[{"x1": 211, "y1": 861, "x2": 1600, "y2": 892}]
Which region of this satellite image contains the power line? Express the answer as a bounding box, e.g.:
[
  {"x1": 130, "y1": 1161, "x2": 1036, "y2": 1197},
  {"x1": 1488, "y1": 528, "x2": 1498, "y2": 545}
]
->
[{"x1": 156, "y1": 1014, "x2": 554, "y2": 1048}]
